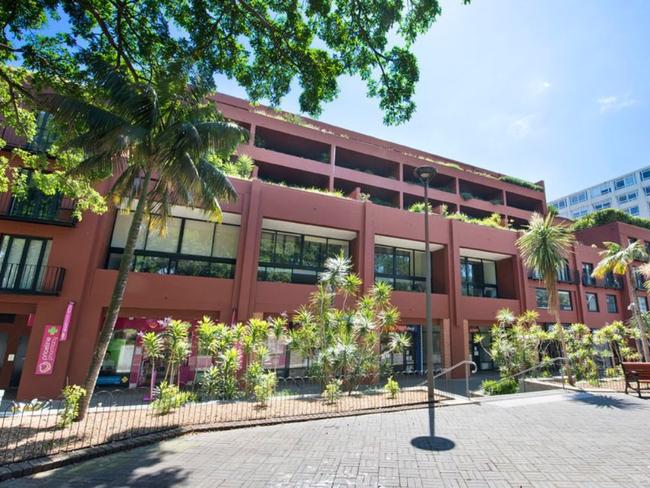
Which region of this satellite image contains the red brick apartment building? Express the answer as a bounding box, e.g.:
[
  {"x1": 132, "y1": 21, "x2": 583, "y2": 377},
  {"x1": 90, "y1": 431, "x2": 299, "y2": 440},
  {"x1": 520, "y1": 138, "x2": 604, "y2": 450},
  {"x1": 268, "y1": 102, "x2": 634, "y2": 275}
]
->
[{"x1": 0, "y1": 93, "x2": 647, "y2": 400}]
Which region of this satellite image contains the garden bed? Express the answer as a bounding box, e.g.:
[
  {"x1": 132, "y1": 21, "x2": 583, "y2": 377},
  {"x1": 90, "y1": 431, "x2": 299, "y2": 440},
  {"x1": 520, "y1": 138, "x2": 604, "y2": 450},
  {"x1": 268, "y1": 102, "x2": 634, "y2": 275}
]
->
[{"x1": 0, "y1": 386, "x2": 448, "y2": 465}]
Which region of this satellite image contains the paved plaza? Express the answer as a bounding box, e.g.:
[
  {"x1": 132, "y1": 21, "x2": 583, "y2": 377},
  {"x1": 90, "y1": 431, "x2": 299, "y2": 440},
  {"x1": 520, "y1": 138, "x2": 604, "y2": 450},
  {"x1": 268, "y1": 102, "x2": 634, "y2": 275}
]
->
[{"x1": 4, "y1": 391, "x2": 650, "y2": 487}]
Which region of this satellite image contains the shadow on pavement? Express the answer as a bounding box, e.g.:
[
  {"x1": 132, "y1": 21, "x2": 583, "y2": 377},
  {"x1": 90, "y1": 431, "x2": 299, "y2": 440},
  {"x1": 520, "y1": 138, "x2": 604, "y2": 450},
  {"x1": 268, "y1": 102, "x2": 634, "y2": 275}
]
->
[
  {"x1": 569, "y1": 392, "x2": 646, "y2": 410},
  {"x1": 410, "y1": 403, "x2": 456, "y2": 452},
  {"x1": 5, "y1": 443, "x2": 189, "y2": 487}
]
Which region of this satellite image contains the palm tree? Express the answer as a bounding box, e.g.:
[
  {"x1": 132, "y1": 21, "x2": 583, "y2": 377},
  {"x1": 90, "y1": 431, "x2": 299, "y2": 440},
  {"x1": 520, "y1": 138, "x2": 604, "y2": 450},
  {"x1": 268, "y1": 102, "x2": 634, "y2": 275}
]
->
[
  {"x1": 40, "y1": 64, "x2": 245, "y2": 419},
  {"x1": 516, "y1": 212, "x2": 575, "y2": 384},
  {"x1": 593, "y1": 241, "x2": 650, "y2": 361}
]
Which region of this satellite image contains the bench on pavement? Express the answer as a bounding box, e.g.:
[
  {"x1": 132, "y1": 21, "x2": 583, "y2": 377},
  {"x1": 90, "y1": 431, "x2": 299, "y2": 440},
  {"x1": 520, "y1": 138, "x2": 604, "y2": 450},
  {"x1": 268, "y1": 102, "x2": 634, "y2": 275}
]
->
[{"x1": 621, "y1": 362, "x2": 650, "y2": 398}]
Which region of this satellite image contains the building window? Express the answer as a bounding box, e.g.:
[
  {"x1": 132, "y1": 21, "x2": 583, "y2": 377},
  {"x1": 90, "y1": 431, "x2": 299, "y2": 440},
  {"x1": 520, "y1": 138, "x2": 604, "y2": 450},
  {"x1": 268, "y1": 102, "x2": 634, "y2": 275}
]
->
[
  {"x1": 107, "y1": 213, "x2": 240, "y2": 278},
  {"x1": 535, "y1": 288, "x2": 549, "y2": 309},
  {"x1": 606, "y1": 295, "x2": 618, "y2": 313},
  {"x1": 460, "y1": 257, "x2": 498, "y2": 298},
  {"x1": 568, "y1": 192, "x2": 588, "y2": 206},
  {"x1": 571, "y1": 207, "x2": 589, "y2": 218},
  {"x1": 555, "y1": 199, "x2": 567, "y2": 209},
  {"x1": 374, "y1": 246, "x2": 427, "y2": 292},
  {"x1": 559, "y1": 290, "x2": 573, "y2": 311},
  {"x1": 644, "y1": 186, "x2": 650, "y2": 197},
  {"x1": 557, "y1": 259, "x2": 572, "y2": 283},
  {"x1": 638, "y1": 296, "x2": 649, "y2": 313},
  {"x1": 586, "y1": 293, "x2": 599, "y2": 312},
  {"x1": 590, "y1": 183, "x2": 612, "y2": 198},
  {"x1": 617, "y1": 191, "x2": 638, "y2": 205},
  {"x1": 592, "y1": 200, "x2": 611, "y2": 211},
  {"x1": 627, "y1": 206, "x2": 640, "y2": 216},
  {"x1": 614, "y1": 175, "x2": 636, "y2": 190},
  {"x1": 0, "y1": 235, "x2": 53, "y2": 292},
  {"x1": 582, "y1": 263, "x2": 596, "y2": 286},
  {"x1": 634, "y1": 268, "x2": 645, "y2": 290},
  {"x1": 258, "y1": 230, "x2": 350, "y2": 284},
  {"x1": 640, "y1": 168, "x2": 650, "y2": 181}
]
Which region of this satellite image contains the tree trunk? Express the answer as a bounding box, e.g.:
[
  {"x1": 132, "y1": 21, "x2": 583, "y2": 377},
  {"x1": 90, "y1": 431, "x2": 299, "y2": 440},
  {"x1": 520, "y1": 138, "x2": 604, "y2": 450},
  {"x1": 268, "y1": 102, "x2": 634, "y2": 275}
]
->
[
  {"x1": 626, "y1": 271, "x2": 650, "y2": 361},
  {"x1": 77, "y1": 170, "x2": 152, "y2": 421},
  {"x1": 553, "y1": 306, "x2": 575, "y2": 385}
]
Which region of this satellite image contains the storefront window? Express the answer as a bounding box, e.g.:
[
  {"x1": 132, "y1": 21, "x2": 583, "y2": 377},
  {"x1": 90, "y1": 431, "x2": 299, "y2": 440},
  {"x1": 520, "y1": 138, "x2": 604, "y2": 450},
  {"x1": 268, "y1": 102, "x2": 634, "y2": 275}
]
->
[
  {"x1": 107, "y1": 213, "x2": 240, "y2": 279},
  {"x1": 460, "y1": 257, "x2": 498, "y2": 298},
  {"x1": 98, "y1": 328, "x2": 138, "y2": 386},
  {"x1": 374, "y1": 245, "x2": 426, "y2": 292},
  {"x1": 258, "y1": 230, "x2": 351, "y2": 284}
]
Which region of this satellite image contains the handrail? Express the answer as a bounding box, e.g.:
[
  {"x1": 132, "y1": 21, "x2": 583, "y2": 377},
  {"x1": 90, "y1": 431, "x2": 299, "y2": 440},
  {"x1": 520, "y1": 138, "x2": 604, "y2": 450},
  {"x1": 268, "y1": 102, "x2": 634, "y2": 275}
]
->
[
  {"x1": 506, "y1": 357, "x2": 567, "y2": 391},
  {"x1": 432, "y1": 360, "x2": 477, "y2": 380},
  {"x1": 431, "y1": 360, "x2": 477, "y2": 399}
]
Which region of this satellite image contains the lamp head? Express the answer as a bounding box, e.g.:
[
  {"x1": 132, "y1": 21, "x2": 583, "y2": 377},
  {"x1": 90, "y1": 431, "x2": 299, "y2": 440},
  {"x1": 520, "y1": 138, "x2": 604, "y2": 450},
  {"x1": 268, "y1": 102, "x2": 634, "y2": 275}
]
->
[{"x1": 414, "y1": 166, "x2": 437, "y2": 182}]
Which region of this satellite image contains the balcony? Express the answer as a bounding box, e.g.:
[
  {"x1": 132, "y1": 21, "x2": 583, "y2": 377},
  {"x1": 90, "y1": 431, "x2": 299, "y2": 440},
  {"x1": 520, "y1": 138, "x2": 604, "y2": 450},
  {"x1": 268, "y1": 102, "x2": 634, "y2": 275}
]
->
[
  {"x1": 0, "y1": 192, "x2": 76, "y2": 226},
  {"x1": 0, "y1": 263, "x2": 66, "y2": 295}
]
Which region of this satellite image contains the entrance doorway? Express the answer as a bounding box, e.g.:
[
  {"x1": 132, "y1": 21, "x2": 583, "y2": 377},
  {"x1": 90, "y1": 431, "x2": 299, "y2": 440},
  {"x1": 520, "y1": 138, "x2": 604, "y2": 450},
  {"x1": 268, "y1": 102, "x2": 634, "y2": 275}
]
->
[
  {"x1": 471, "y1": 330, "x2": 494, "y2": 371},
  {"x1": 0, "y1": 314, "x2": 32, "y2": 391}
]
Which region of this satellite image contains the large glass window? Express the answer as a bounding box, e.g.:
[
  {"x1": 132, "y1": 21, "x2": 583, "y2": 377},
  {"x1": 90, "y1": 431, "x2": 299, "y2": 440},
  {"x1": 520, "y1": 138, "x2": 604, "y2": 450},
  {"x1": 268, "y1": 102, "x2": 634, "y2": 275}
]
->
[
  {"x1": 559, "y1": 291, "x2": 572, "y2": 311},
  {"x1": 586, "y1": 293, "x2": 599, "y2": 312},
  {"x1": 535, "y1": 289, "x2": 572, "y2": 311},
  {"x1": 460, "y1": 257, "x2": 498, "y2": 298},
  {"x1": 374, "y1": 246, "x2": 426, "y2": 292},
  {"x1": 615, "y1": 175, "x2": 636, "y2": 190},
  {"x1": 568, "y1": 192, "x2": 587, "y2": 205},
  {"x1": 606, "y1": 295, "x2": 618, "y2": 313},
  {"x1": 108, "y1": 213, "x2": 239, "y2": 279},
  {"x1": 557, "y1": 259, "x2": 571, "y2": 282},
  {"x1": 638, "y1": 296, "x2": 649, "y2": 313},
  {"x1": 257, "y1": 230, "x2": 350, "y2": 284},
  {"x1": 0, "y1": 235, "x2": 53, "y2": 292},
  {"x1": 582, "y1": 263, "x2": 595, "y2": 286}
]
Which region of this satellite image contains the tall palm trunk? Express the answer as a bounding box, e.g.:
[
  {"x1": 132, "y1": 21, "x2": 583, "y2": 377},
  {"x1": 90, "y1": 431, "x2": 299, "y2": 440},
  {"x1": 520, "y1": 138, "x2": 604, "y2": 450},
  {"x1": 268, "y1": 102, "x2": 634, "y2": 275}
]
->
[
  {"x1": 625, "y1": 271, "x2": 650, "y2": 361},
  {"x1": 552, "y1": 302, "x2": 574, "y2": 385},
  {"x1": 77, "y1": 170, "x2": 152, "y2": 420}
]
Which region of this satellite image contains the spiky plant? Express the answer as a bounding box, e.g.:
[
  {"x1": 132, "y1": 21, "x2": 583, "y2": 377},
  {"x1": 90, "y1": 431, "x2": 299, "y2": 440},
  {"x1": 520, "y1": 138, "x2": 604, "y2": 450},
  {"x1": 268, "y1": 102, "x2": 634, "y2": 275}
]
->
[
  {"x1": 516, "y1": 212, "x2": 575, "y2": 384},
  {"x1": 41, "y1": 63, "x2": 245, "y2": 419},
  {"x1": 593, "y1": 240, "x2": 650, "y2": 360}
]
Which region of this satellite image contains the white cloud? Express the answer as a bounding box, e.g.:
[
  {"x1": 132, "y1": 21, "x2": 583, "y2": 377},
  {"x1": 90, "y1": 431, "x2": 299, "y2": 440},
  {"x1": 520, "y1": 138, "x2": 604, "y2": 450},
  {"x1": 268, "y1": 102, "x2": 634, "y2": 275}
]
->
[
  {"x1": 597, "y1": 95, "x2": 637, "y2": 113},
  {"x1": 508, "y1": 114, "x2": 537, "y2": 139},
  {"x1": 530, "y1": 80, "x2": 551, "y2": 96}
]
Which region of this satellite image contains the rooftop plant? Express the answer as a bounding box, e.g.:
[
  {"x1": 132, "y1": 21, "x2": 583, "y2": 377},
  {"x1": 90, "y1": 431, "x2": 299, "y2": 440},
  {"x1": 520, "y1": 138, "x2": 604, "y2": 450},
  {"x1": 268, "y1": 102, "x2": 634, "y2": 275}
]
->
[
  {"x1": 571, "y1": 208, "x2": 650, "y2": 232},
  {"x1": 498, "y1": 175, "x2": 543, "y2": 192}
]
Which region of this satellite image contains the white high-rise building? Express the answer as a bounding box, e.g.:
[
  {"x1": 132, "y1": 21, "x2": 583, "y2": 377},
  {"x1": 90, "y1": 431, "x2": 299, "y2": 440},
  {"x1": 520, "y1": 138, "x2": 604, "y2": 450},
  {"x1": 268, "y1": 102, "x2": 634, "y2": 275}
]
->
[{"x1": 550, "y1": 166, "x2": 650, "y2": 220}]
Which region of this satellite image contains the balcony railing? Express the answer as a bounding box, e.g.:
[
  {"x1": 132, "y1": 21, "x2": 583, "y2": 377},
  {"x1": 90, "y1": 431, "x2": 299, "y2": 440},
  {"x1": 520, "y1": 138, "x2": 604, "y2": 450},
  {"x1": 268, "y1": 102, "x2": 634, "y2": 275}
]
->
[
  {"x1": 579, "y1": 271, "x2": 624, "y2": 290},
  {"x1": 0, "y1": 263, "x2": 66, "y2": 295},
  {"x1": 0, "y1": 192, "x2": 76, "y2": 226},
  {"x1": 528, "y1": 269, "x2": 579, "y2": 284}
]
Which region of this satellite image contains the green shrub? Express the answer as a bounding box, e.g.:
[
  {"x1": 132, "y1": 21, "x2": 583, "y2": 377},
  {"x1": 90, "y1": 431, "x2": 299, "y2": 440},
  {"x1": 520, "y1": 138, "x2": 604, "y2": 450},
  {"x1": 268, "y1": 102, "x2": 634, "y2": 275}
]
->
[
  {"x1": 481, "y1": 378, "x2": 518, "y2": 395},
  {"x1": 58, "y1": 385, "x2": 86, "y2": 428},
  {"x1": 498, "y1": 175, "x2": 543, "y2": 192},
  {"x1": 407, "y1": 201, "x2": 432, "y2": 213},
  {"x1": 254, "y1": 372, "x2": 277, "y2": 406},
  {"x1": 384, "y1": 376, "x2": 400, "y2": 399},
  {"x1": 605, "y1": 366, "x2": 623, "y2": 378},
  {"x1": 151, "y1": 382, "x2": 193, "y2": 415},
  {"x1": 323, "y1": 379, "x2": 343, "y2": 404},
  {"x1": 245, "y1": 361, "x2": 264, "y2": 394},
  {"x1": 571, "y1": 208, "x2": 650, "y2": 232}
]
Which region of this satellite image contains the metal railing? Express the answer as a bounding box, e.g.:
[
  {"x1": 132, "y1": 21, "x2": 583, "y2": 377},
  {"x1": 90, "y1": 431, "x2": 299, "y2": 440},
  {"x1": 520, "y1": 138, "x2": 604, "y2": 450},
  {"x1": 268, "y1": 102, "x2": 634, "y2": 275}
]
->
[
  {"x1": 0, "y1": 192, "x2": 76, "y2": 226},
  {"x1": 0, "y1": 263, "x2": 66, "y2": 295},
  {"x1": 0, "y1": 372, "x2": 454, "y2": 466},
  {"x1": 506, "y1": 357, "x2": 568, "y2": 392},
  {"x1": 432, "y1": 360, "x2": 478, "y2": 399}
]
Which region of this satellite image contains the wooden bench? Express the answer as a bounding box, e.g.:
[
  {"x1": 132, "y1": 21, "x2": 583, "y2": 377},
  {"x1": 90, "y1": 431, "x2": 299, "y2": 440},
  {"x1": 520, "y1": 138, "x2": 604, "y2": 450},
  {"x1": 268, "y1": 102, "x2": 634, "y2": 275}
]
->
[{"x1": 621, "y1": 362, "x2": 650, "y2": 398}]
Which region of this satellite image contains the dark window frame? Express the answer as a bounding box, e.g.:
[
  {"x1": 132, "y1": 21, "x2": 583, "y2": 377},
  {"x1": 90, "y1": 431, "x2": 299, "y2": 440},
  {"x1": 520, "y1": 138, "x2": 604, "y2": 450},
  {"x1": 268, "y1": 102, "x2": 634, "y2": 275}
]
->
[
  {"x1": 374, "y1": 245, "x2": 427, "y2": 293},
  {"x1": 586, "y1": 292, "x2": 599, "y2": 312},
  {"x1": 606, "y1": 294, "x2": 618, "y2": 313},
  {"x1": 106, "y1": 214, "x2": 239, "y2": 279},
  {"x1": 257, "y1": 229, "x2": 350, "y2": 285},
  {"x1": 460, "y1": 256, "x2": 499, "y2": 298}
]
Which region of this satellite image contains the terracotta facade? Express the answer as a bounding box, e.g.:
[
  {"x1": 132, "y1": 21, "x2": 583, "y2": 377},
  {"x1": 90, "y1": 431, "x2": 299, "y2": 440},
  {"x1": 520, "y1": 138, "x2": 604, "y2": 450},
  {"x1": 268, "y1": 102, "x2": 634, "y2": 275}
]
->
[{"x1": 0, "y1": 94, "x2": 646, "y2": 400}]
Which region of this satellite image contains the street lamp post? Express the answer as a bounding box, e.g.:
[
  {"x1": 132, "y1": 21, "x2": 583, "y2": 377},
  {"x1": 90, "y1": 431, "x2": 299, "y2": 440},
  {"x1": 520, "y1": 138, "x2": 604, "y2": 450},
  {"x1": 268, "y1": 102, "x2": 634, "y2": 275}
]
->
[{"x1": 414, "y1": 166, "x2": 437, "y2": 405}]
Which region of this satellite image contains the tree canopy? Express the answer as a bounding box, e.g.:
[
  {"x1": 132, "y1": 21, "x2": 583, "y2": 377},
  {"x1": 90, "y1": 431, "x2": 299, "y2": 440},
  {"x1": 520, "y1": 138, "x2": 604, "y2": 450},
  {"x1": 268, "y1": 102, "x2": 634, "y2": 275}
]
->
[{"x1": 2, "y1": 0, "x2": 468, "y2": 126}]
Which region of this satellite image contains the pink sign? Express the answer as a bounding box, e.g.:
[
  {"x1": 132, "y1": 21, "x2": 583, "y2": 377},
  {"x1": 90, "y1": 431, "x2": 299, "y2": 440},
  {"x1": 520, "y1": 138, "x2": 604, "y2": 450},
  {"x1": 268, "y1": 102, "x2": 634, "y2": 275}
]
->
[
  {"x1": 26, "y1": 313, "x2": 35, "y2": 327},
  {"x1": 60, "y1": 301, "x2": 75, "y2": 341},
  {"x1": 35, "y1": 325, "x2": 62, "y2": 376}
]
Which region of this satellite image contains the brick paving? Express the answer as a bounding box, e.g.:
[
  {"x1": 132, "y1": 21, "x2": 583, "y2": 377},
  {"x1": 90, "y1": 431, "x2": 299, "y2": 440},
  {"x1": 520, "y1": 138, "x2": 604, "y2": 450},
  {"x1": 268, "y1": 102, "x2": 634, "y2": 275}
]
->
[{"x1": 4, "y1": 391, "x2": 650, "y2": 487}]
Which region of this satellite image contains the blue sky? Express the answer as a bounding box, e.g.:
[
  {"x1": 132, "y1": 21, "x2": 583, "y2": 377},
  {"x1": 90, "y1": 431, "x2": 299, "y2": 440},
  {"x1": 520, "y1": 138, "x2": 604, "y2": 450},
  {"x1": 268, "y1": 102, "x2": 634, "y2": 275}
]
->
[{"x1": 216, "y1": 0, "x2": 650, "y2": 201}]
